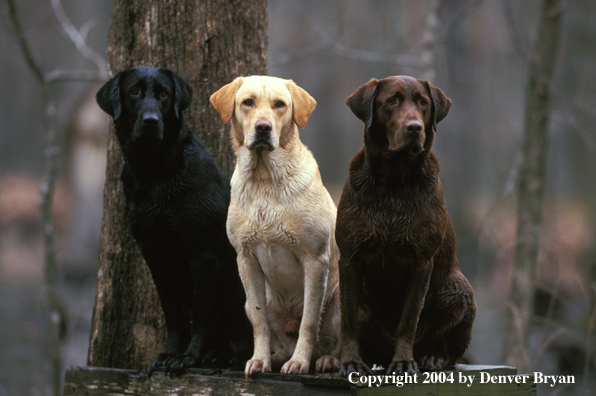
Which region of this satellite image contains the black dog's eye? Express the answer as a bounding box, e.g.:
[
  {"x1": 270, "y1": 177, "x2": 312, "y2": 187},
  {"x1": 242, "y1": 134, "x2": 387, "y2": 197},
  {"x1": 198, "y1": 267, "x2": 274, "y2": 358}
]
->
[
  {"x1": 131, "y1": 88, "x2": 139, "y2": 96},
  {"x1": 243, "y1": 98, "x2": 254, "y2": 106},
  {"x1": 274, "y1": 100, "x2": 285, "y2": 108},
  {"x1": 160, "y1": 91, "x2": 168, "y2": 98}
]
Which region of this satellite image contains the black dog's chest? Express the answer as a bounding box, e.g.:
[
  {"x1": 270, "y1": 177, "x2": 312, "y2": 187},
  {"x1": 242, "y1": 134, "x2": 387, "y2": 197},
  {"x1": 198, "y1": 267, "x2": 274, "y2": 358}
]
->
[{"x1": 124, "y1": 177, "x2": 193, "y2": 243}]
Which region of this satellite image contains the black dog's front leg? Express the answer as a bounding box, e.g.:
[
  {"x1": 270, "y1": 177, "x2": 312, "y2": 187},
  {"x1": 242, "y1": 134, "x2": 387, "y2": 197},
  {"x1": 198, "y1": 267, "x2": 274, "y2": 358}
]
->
[
  {"x1": 144, "y1": 254, "x2": 189, "y2": 377},
  {"x1": 165, "y1": 250, "x2": 226, "y2": 375}
]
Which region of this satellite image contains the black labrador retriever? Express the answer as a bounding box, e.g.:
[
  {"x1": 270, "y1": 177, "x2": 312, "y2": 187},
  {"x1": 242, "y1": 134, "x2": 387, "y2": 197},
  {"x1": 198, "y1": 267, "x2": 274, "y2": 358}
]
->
[{"x1": 96, "y1": 66, "x2": 252, "y2": 375}]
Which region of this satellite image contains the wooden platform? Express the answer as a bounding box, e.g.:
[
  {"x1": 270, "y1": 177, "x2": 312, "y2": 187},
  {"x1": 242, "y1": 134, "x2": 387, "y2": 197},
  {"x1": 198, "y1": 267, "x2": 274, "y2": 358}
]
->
[{"x1": 63, "y1": 364, "x2": 536, "y2": 395}]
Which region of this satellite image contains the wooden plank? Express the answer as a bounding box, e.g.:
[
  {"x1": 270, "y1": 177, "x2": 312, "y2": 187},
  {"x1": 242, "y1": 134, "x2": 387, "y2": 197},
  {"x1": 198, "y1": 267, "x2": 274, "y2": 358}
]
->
[
  {"x1": 63, "y1": 366, "x2": 348, "y2": 396},
  {"x1": 63, "y1": 365, "x2": 536, "y2": 396}
]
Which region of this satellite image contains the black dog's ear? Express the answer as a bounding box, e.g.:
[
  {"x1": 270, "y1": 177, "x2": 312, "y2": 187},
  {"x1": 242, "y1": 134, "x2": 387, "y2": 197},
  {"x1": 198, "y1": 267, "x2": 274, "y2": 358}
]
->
[
  {"x1": 423, "y1": 80, "x2": 452, "y2": 131},
  {"x1": 346, "y1": 78, "x2": 379, "y2": 129},
  {"x1": 96, "y1": 72, "x2": 122, "y2": 121},
  {"x1": 166, "y1": 69, "x2": 194, "y2": 118}
]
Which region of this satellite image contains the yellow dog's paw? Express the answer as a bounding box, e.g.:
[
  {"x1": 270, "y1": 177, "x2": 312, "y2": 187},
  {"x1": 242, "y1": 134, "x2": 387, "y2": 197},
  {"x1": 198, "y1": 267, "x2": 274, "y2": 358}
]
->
[
  {"x1": 244, "y1": 357, "x2": 271, "y2": 380},
  {"x1": 281, "y1": 359, "x2": 310, "y2": 374}
]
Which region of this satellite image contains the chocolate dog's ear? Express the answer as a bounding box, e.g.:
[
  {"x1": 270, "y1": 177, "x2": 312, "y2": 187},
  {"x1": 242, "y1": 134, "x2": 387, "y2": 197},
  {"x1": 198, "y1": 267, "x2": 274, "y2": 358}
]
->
[
  {"x1": 210, "y1": 77, "x2": 244, "y2": 124},
  {"x1": 286, "y1": 80, "x2": 316, "y2": 129},
  {"x1": 96, "y1": 72, "x2": 123, "y2": 121},
  {"x1": 346, "y1": 78, "x2": 379, "y2": 130},
  {"x1": 166, "y1": 69, "x2": 194, "y2": 118},
  {"x1": 423, "y1": 80, "x2": 452, "y2": 130}
]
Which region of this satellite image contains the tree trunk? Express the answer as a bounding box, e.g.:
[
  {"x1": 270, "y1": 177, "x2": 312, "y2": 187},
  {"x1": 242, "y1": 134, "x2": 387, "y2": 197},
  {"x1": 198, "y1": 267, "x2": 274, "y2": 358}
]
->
[
  {"x1": 502, "y1": 0, "x2": 564, "y2": 372},
  {"x1": 88, "y1": 0, "x2": 267, "y2": 370}
]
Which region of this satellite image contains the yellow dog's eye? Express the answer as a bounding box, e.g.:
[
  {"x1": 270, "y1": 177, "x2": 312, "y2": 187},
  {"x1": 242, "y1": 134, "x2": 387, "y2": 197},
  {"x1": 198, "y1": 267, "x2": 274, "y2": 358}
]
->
[
  {"x1": 274, "y1": 101, "x2": 285, "y2": 108},
  {"x1": 243, "y1": 98, "x2": 254, "y2": 106}
]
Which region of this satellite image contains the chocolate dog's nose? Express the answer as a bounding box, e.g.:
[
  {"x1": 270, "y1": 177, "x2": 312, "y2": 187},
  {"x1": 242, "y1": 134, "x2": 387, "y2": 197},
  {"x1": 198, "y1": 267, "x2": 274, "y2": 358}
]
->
[
  {"x1": 255, "y1": 119, "x2": 272, "y2": 134},
  {"x1": 143, "y1": 113, "x2": 160, "y2": 125},
  {"x1": 406, "y1": 121, "x2": 423, "y2": 134}
]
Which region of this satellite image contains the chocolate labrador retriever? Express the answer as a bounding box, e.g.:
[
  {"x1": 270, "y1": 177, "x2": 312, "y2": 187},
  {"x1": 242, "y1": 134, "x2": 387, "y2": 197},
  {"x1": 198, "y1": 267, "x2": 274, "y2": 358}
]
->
[
  {"x1": 96, "y1": 66, "x2": 252, "y2": 376},
  {"x1": 336, "y1": 76, "x2": 476, "y2": 376}
]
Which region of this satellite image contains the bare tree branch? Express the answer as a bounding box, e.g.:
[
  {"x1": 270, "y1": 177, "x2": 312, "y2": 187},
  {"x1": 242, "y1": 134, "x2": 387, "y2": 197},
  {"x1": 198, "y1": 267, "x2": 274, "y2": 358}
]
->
[
  {"x1": 269, "y1": 38, "x2": 333, "y2": 67},
  {"x1": 503, "y1": 0, "x2": 566, "y2": 372},
  {"x1": 269, "y1": 17, "x2": 423, "y2": 69},
  {"x1": 6, "y1": 0, "x2": 45, "y2": 85},
  {"x1": 46, "y1": 69, "x2": 106, "y2": 83},
  {"x1": 6, "y1": 0, "x2": 62, "y2": 394},
  {"x1": 331, "y1": 41, "x2": 422, "y2": 67},
  {"x1": 6, "y1": 0, "x2": 109, "y2": 393},
  {"x1": 421, "y1": 0, "x2": 441, "y2": 81},
  {"x1": 50, "y1": 0, "x2": 108, "y2": 79}
]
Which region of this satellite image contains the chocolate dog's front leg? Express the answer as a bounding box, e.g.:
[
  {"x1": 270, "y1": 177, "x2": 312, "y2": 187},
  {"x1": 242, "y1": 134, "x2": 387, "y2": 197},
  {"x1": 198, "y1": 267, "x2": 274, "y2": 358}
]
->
[
  {"x1": 238, "y1": 249, "x2": 271, "y2": 379},
  {"x1": 386, "y1": 260, "x2": 433, "y2": 375},
  {"x1": 339, "y1": 255, "x2": 371, "y2": 377}
]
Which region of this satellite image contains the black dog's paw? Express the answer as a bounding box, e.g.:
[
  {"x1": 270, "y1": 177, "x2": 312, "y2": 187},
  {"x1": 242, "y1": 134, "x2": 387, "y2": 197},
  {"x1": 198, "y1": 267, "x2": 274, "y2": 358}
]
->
[
  {"x1": 229, "y1": 349, "x2": 253, "y2": 370},
  {"x1": 165, "y1": 353, "x2": 202, "y2": 377},
  {"x1": 201, "y1": 350, "x2": 230, "y2": 367},
  {"x1": 148, "y1": 353, "x2": 176, "y2": 377}
]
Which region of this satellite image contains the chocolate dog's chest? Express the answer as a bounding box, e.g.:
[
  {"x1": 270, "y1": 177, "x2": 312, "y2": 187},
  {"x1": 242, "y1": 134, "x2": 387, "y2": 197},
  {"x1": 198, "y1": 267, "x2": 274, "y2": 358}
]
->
[{"x1": 356, "y1": 190, "x2": 442, "y2": 270}]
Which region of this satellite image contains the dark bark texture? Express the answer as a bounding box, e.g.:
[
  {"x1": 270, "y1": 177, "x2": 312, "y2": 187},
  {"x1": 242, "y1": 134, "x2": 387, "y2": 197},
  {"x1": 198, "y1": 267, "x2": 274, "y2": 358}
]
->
[{"x1": 88, "y1": 0, "x2": 267, "y2": 370}]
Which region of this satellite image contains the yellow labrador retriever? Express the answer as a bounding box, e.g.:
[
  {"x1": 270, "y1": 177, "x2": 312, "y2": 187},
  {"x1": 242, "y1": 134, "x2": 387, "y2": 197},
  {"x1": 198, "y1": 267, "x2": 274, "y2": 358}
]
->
[{"x1": 210, "y1": 76, "x2": 340, "y2": 377}]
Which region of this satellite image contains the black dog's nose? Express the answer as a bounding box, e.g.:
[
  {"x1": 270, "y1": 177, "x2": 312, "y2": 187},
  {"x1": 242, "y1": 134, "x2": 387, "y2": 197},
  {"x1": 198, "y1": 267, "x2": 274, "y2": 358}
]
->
[
  {"x1": 143, "y1": 113, "x2": 160, "y2": 126},
  {"x1": 255, "y1": 119, "x2": 272, "y2": 134},
  {"x1": 406, "y1": 121, "x2": 423, "y2": 134}
]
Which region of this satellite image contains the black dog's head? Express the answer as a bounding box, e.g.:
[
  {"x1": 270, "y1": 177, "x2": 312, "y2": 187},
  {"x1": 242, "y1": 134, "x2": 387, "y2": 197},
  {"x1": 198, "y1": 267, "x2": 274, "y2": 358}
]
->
[
  {"x1": 346, "y1": 75, "x2": 452, "y2": 155},
  {"x1": 96, "y1": 66, "x2": 193, "y2": 152}
]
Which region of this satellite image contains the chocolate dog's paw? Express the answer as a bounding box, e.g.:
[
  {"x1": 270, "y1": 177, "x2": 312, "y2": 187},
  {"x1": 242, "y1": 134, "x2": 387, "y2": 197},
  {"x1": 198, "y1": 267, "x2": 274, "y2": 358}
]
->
[
  {"x1": 315, "y1": 355, "x2": 340, "y2": 373},
  {"x1": 418, "y1": 355, "x2": 446, "y2": 370},
  {"x1": 339, "y1": 353, "x2": 372, "y2": 377},
  {"x1": 244, "y1": 357, "x2": 272, "y2": 379},
  {"x1": 281, "y1": 358, "x2": 310, "y2": 374},
  {"x1": 386, "y1": 358, "x2": 418, "y2": 375}
]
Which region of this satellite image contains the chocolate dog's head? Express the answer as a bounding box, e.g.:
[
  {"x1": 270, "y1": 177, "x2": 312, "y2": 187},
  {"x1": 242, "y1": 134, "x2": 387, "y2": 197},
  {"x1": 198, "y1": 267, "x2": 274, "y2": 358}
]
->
[
  {"x1": 346, "y1": 76, "x2": 452, "y2": 154},
  {"x1": 96, "y1": 66, "x2": 193, "y2": 152}
]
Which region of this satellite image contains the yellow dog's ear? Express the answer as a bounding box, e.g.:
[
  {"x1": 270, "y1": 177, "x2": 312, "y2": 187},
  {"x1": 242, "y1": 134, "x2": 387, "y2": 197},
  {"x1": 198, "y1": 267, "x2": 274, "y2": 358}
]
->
[
  {"x1": 210, "y1": 77, "x2": 244, "y2": 123},
  {"x1": 286, "y1": 80, "x2": 316, "y2": 129}
]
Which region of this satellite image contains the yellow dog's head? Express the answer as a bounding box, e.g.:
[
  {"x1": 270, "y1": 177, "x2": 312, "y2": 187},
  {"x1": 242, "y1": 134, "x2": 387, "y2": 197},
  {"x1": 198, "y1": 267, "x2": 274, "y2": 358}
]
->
[{"x1": 210, "y1": 76, "x2": 316, "y2": 151}]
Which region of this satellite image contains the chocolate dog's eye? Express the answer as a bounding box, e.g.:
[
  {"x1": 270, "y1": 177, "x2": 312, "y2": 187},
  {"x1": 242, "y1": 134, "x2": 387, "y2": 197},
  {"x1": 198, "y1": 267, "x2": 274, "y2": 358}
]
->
[
  {"x1": 387, "y1": 98, "x2": 396, "y2": 105},
  {"x1": 419, "y1": 99, "x2": 428, "y2": 106},
  {"x1": 131, "y1": 88, "x2": 139, "y2": 96},
  {"x1": 274, "y1": 100, "x2": 285, "y2": 108},
  {"x1": 243, "y1": 99, "x2": 254, "y2": 106}
]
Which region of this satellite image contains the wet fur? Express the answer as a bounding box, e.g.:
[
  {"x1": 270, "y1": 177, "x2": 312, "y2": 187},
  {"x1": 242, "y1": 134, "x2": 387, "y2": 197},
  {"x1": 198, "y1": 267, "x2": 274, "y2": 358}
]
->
[
  {"x1": 96, "y1": 66, "x2": 252, "y2": 375},
  {"x1": 337, "y1": 76, "x2": 476, "y2": 376},
  {"x1": 210, "y1": 76, "x2": 341, "y2": 377}
]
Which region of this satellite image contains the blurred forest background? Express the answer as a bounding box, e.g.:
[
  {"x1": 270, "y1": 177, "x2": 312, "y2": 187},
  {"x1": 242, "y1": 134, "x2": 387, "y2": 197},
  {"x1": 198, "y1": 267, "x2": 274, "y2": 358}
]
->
[{"x1": 0, "y1": 0, "x2": 594, "y2": 395}]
